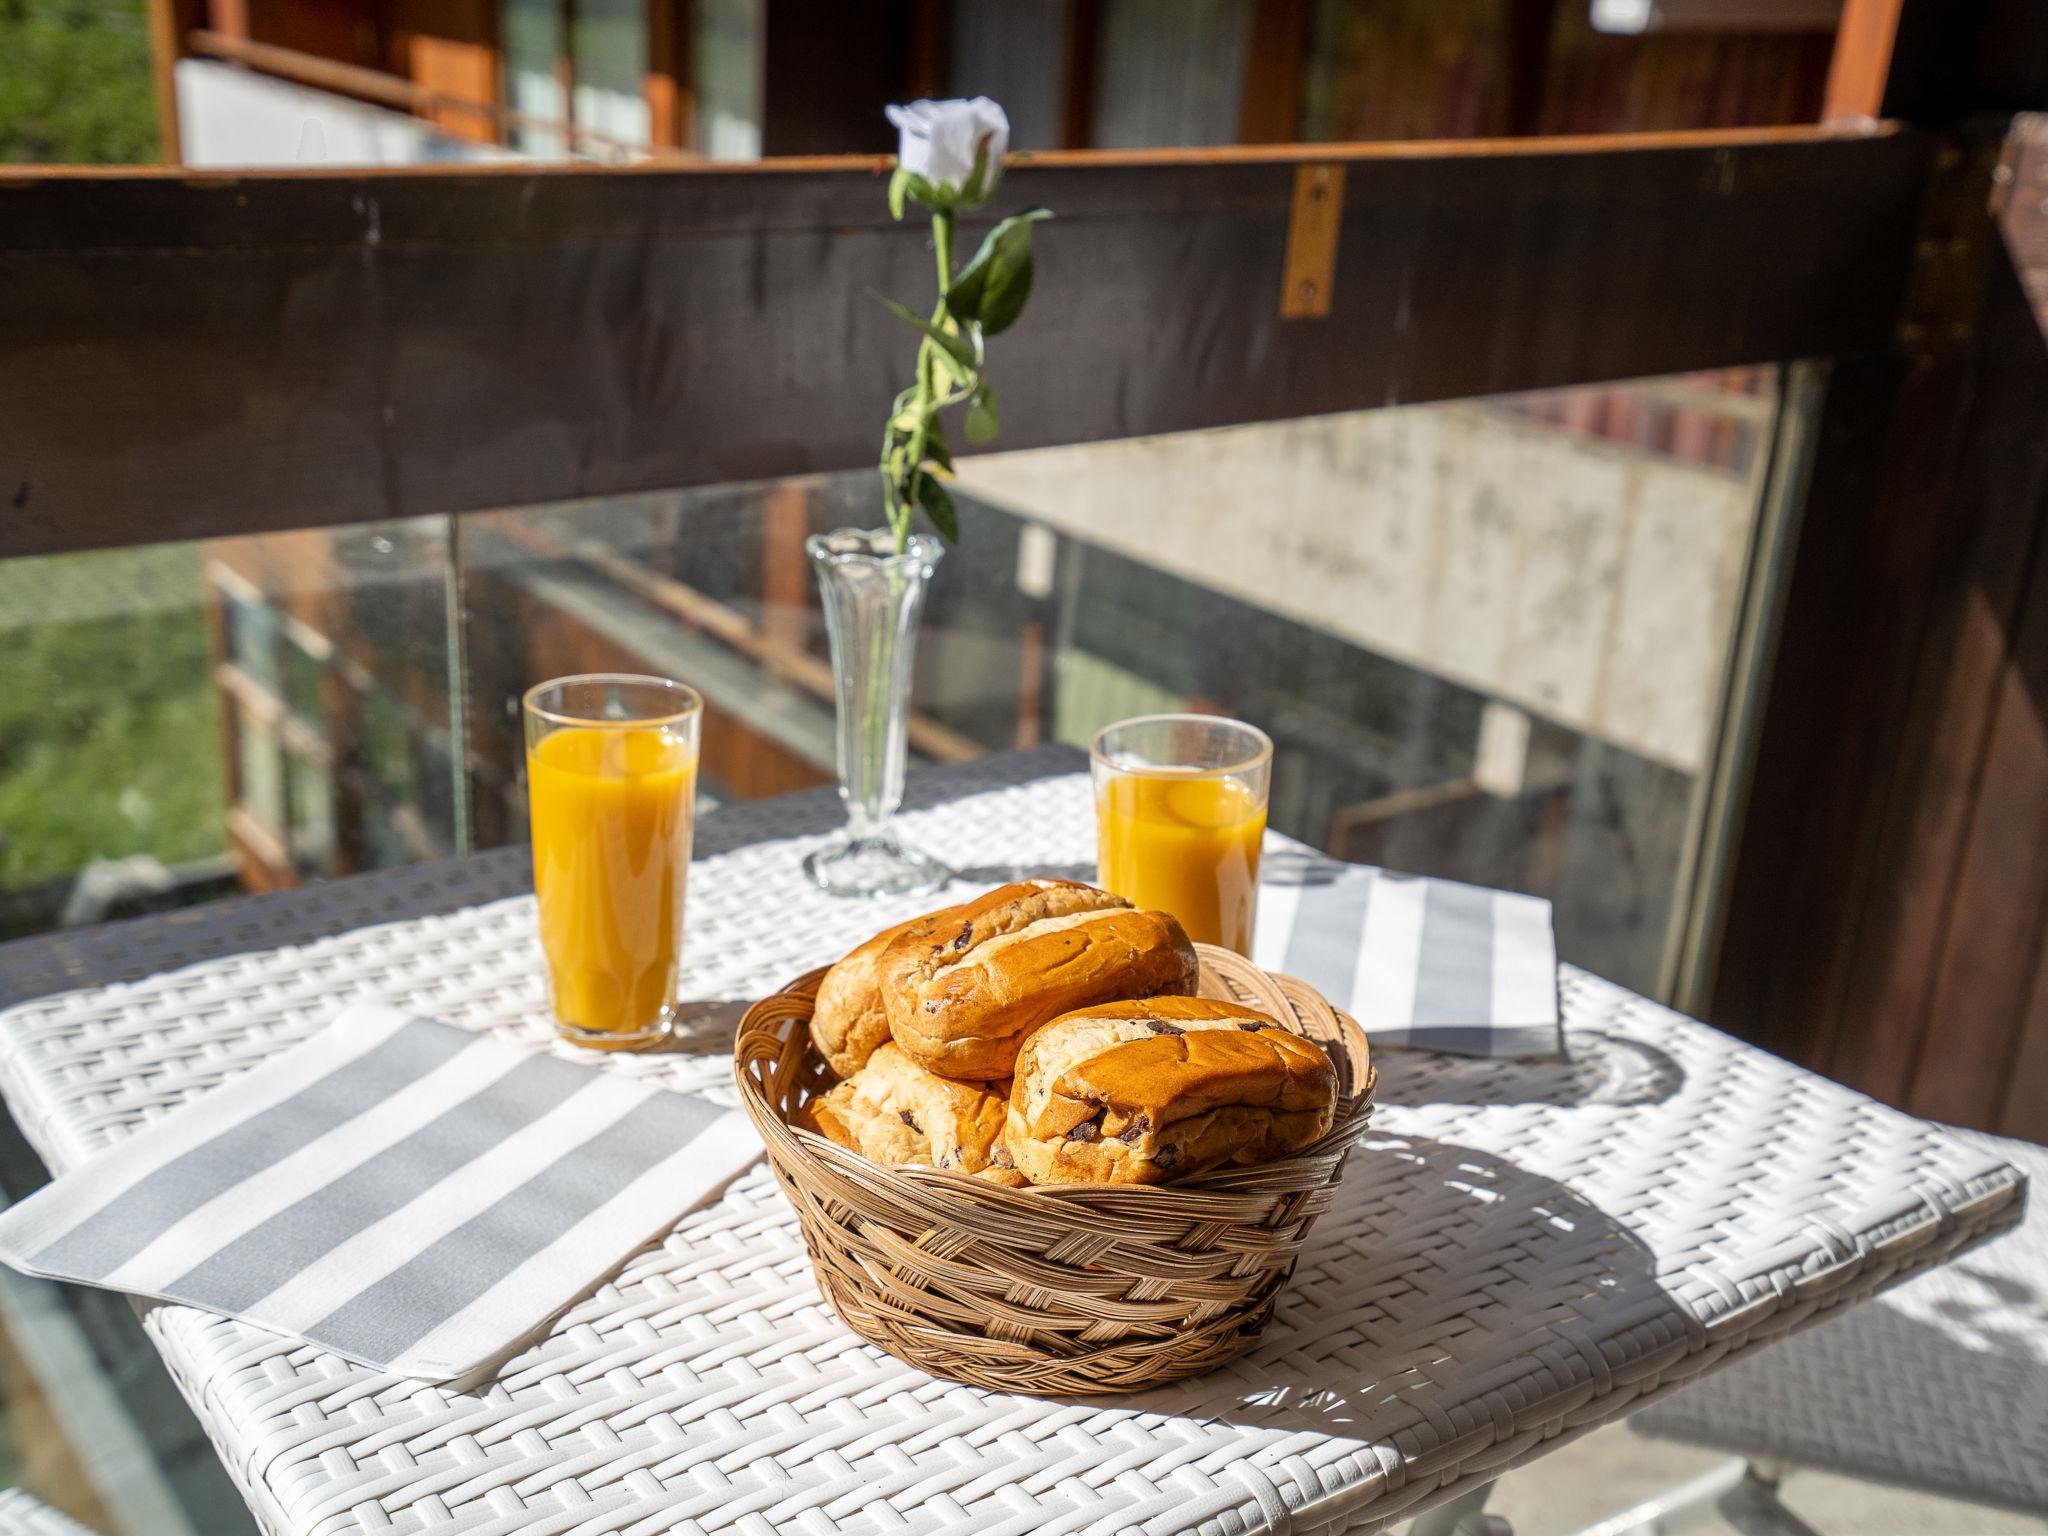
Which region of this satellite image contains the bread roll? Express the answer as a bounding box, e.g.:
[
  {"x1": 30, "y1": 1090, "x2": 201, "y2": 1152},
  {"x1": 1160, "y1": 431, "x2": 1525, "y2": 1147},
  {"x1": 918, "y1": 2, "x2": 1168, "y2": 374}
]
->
[
  {"x1": 811, "y1": 912, "x2": 953, "y2": 1078},
  {"x1": 1005, "y1": 996, "x2": 1337, "y2": 1185},
  {"x1": 880, "y1": 880, "x2": 1198, "y2": 1080},
  {"x1": 799, "y1": 1043, "x2": 1025, "y2": 1185}
]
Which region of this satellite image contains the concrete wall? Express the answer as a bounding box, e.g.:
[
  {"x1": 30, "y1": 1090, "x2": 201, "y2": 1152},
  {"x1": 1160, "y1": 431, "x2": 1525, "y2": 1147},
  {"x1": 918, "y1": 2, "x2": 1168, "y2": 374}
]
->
[{"x1": 956, "y1": 402, "x2": 1763, "y2": 774}]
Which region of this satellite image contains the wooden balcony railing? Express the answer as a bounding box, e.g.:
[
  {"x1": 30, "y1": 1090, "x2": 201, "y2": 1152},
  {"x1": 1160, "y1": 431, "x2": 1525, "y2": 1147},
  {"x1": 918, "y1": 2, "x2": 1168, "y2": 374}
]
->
[{"x1": 0, "y1": 125, "x2": 1923, "y2": 559}]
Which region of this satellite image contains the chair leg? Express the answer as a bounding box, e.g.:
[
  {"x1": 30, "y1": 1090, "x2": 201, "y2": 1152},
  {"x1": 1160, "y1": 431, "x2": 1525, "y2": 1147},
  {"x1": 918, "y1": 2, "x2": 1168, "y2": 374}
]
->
[
  {"x1": 1409, "y1": 1481, "x2": 1512, "y2": 1536},
  {"x1": 1715, "y1": 1462, "x2": 1821, "y2": 1536},
  {"x1": 1564, "y1": 1456, "x2": 1750, "y2": 1536},
  {"x1": 1565, "y1": 1457, "x2": 1825, "y2": 1536}
]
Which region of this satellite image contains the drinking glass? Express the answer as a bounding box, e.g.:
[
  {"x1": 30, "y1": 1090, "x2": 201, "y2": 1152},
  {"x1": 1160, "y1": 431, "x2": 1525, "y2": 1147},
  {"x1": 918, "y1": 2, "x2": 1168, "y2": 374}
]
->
[
  {"x1": 1092, "y1": 714, "x2": 1273, "y2": 955},
  {"x1": 523, "y1": 674, "x2": 702, "y2": 1050}
]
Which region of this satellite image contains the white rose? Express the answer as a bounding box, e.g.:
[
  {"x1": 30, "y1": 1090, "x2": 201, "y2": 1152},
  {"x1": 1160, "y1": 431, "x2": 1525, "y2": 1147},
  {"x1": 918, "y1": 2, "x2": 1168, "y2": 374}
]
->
[{"x1": 886, "y1": 97, "x2": 1009, "y2": 202}]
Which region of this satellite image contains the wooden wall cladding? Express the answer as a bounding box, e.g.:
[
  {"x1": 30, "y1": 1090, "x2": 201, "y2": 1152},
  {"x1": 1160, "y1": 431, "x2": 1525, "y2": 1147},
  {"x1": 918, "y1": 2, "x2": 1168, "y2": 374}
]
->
[
  {"x1": 0, "y1": 129, "x2": 1923, "y2": 559},
  {"x1": 1711, "y1": 115, "x2": 2048, "y2": 1138}
]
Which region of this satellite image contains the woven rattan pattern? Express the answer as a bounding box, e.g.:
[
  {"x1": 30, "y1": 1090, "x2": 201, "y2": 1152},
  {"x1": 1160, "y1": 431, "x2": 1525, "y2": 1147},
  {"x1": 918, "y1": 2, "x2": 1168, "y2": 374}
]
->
[
  {"x1": 1636, "y1": 1128, "x2": 2046, "y2": 1513},
  {"x1": 0, "y1": 1490, "x2": 101, "y2": 1536},
  {"x1": 0, "y1": 756, "x2": 2024, "y2": 1536},
  {"x1": 738, "y1": 949, "x2": 1376, "y2": 1394}
]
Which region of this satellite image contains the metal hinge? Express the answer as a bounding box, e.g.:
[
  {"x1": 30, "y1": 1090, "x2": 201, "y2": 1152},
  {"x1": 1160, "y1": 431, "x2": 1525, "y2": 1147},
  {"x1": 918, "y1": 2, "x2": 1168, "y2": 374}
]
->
[{"x1": 1280, "y1": 163, "x2": 1345, "y2": 320}]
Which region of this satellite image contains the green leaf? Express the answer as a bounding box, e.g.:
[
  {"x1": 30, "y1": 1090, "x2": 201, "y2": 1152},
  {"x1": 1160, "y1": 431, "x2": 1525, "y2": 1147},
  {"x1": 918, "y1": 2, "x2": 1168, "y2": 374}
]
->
[
  {"x1": 915, "y1": 472, "x2": 960, "y2": 543},
  {"x1": 873, "y1": 294, "x2": 977, "y2": 373},
  {"x1": 888, "y1": 166, "x2": 910, "y2": 221},
  {"x1": 966, "y1": 384, "x2": 1000, "y2": 444},
  {"x1": 924, "y1": 422, "x2": 953, "y2": 472},
  {"x1": 945, "y1": 209, "x2": 1051, "y2": 335}
]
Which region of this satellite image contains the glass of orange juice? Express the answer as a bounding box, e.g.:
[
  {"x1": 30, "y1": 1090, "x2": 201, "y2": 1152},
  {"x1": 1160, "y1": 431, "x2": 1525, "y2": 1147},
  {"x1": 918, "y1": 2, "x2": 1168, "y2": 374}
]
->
[
  {"x1": 1091, "y1": 714, "x2": 1272, "y2": 955},
  {"x1": 523, "y1": 674, "x2": 702, "y2": 1050}
]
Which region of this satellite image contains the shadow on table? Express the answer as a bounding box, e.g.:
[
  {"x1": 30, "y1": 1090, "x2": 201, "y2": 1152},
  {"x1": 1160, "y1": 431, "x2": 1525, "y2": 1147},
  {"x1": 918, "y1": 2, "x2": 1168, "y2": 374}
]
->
[
  {"x1": 1106, "y1": 1135, "x2": 1686, "y2": 1443},
  {"x1": 639, "y1": 1000, "x2": 752, "y2": 1054},
  {"x1": 1632, "y1": 1240, "x2": 2048, "y2": 1514},
  {"x1": 1373, "y1": 1032, "x2": 1685, "y2": 1110},
  {"x1": 946, "y1": 860, "x2": 1096, "y2": 886},
  {"x1": 1258, "y1": 850, "x2": 1350, "y2": 888}
]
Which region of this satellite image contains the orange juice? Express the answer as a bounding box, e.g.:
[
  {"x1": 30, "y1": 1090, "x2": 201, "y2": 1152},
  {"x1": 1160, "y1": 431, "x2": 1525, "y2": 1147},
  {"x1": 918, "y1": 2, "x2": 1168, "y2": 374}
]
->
[
  {"x1": 527, "y1": 726, "x2": 697, "y2": 1041},
  {"x1": 1096, "y1": 772, "x2": 1266, "y2": 952}
]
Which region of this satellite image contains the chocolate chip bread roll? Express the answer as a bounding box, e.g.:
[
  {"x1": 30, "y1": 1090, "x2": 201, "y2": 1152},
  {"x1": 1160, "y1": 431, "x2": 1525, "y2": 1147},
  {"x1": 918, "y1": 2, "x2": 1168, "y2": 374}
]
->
[
  {"x1": 1005, "y1": 996, "x2": 1337, "y2": 1185},
  {"x1": 880, "y1": 880, "x2": 1198, "y2": 1080},
  {"x1": 811, "y1": 912, "x2": 956, "y2": 1079},
  {"x1": 799, "y1": 1043, "x2": 1025, "y2": 1185}
]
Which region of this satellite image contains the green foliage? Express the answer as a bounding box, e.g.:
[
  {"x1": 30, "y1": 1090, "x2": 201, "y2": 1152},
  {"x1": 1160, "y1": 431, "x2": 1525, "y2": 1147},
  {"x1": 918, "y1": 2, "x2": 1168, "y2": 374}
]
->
[
  {"x1": 876, "y1": 295, "x2": 978, "y2": 375},
  {"x1": 914, "y1": 473, "x2": 959, "y2": 544},
  {"x1": 946, "y1": 210, "x2": 1050, "y2": 336},
  {"x1": 0, "y1": 0, "x2": 161, "y2": 165},
  {"x1": 966, "y1": 384, "x2": 999, "y2": 444},
  {"x1": 0, "y1": 547, "x2": 226, "y2": 890},
  {"x1": 877, "y1": 177, "x2": 1050, "y2": 552}
]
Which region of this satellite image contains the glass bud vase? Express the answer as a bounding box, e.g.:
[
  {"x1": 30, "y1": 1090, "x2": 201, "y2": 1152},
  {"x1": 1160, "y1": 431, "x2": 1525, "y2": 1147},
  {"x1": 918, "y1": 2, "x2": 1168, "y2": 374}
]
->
[{"x1": 803, "y1": 527, "x2": 952, "y2": 897}]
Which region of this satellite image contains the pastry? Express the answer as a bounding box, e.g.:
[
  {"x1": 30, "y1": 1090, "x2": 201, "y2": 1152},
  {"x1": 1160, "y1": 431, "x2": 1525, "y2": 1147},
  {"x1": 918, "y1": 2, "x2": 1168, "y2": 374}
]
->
[
  {"x1": 811, "y1": 913, "x2": 951, "y2": 1078},
  {"x1": 799, "y1": 1043, "x2": 1025, "y2": 1185},
  {"x1": 880, "y1": 880, "x2": 1198, "y2": 1080},
  {"x1": 1005, "y1": 996, "x2": 1338, "y2": 1185}
]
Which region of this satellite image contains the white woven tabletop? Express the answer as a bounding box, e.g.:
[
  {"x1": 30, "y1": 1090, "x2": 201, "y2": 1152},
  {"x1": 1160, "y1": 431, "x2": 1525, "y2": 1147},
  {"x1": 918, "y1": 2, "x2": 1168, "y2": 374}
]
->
[
  {"x1": 0, "y1": 751, "x2": 2023, "y2": 1536},
  {"x1": 1634, "y1": 1127, "x2": 2046, "y2": 1513}
]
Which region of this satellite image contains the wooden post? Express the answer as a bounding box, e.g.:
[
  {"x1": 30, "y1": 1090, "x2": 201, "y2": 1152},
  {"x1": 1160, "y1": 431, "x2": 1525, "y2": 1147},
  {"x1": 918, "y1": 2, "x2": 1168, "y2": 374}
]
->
[
  {"x1": 903, "y1": 0, "x2": 946, "y2": 104},
  {"x1": 759, "y1": 482, "x2": 810, "y2": 658},
  {"x1": 1504, "y1": 0, "x2": 1559, "y2": 137},
  {"x1": 1237, "y1": 0, "x2": 1313, "y2": 145},
  {"x1": 144, "y1": 0, "x2": 198, "y2": 164},
  {"x1": 554, "y1": 0, "x2": 576, "y2": 147},
  {"x1": 385, "y1": 0, "x2": 506, "y2": 145},
  {"x1": 646, "y1": 0, "x2": 695, "y2": 152},
  {"x1": 1822, "y1": 0, "x2": 1904, "y2": 119},
  {"x1": 1059, "y1": 0, "x2": 1100, "y2": 149}
]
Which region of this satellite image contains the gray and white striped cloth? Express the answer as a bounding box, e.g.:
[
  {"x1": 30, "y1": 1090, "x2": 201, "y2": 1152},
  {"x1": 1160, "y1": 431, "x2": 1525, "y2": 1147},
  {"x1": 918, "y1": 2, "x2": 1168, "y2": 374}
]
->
[
  {"x1": 1252, "y1": 859, "x2": 1562, "y2": 1057},
  {"x1": 0, "y1": 1005, "x2": 758, "y2": 1381}
]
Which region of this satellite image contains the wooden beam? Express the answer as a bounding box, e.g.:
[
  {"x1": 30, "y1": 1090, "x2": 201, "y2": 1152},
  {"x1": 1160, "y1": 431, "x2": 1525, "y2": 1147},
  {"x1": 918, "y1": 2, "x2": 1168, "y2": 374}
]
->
[{"x1": 0, "y1": 129, "x2": 1926, "y2": 559}]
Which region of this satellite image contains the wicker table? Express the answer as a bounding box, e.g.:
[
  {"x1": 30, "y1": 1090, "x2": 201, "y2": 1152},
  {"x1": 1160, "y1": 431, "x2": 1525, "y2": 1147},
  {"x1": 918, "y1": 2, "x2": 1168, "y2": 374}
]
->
[
  {"x1": 0, "y1": 749, "x2": 2024, "y2": 1536},
  {"x1": 1623, "y1": 1128, "x2": 2047, "y2": 1526}
]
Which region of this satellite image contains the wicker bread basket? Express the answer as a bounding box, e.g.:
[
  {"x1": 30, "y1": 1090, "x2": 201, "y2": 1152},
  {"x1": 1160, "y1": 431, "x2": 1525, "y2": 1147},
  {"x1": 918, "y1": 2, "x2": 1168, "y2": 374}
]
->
[{"x1": 734, "y1": 943, "x2": 1375, "y2": 1396}]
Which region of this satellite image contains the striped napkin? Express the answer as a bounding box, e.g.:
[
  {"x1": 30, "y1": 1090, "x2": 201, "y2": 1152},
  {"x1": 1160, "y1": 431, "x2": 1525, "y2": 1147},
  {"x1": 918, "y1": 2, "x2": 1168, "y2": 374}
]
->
[
  {"x1": 1252, "y1": 858, "x2": 1562, "y2": 1056},
  {"x1": 0, "y1": 1005, "x2": 758, "y2": 1381}
]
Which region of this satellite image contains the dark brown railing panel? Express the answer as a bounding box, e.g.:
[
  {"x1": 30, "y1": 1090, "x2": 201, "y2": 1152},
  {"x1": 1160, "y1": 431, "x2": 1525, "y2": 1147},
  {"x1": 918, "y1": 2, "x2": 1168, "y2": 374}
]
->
[{"x1": 1, "y1": 128, "x2": 1924, "y2": 558}]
